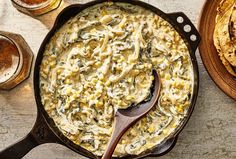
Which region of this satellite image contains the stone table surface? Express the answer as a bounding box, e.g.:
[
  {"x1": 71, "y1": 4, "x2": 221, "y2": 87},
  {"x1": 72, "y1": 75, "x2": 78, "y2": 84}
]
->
[{"x1": 0, "y1": 0, "x2": 235, "y2": 159}]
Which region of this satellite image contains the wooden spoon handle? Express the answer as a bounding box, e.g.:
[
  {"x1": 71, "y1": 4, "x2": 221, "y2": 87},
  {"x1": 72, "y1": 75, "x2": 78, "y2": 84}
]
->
[{"x1": 102, "y1": 114, "x2": 137, "y2": 159}]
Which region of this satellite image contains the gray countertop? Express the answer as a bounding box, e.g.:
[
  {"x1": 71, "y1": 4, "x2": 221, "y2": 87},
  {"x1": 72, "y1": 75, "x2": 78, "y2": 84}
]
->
[{"x1": 0, "y1": 0, "x2": 235, "y2": 159}]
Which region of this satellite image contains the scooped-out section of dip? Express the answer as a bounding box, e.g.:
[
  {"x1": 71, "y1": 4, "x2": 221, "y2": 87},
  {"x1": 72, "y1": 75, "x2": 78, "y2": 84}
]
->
[{"x1": 40, "y1": 2, "x2": 193, "y2": 157}]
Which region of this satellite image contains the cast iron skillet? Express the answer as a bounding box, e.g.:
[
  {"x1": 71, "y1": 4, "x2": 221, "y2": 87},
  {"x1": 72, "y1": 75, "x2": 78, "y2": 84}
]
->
[{"x1": 0, "y1": 0, "x2": 200, "y2": 158}]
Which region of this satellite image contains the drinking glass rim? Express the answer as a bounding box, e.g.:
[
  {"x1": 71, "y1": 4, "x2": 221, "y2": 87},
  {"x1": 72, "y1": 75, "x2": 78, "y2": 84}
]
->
[{"x1": 11, "y1": 0, "x2": 55, "y2": 10}]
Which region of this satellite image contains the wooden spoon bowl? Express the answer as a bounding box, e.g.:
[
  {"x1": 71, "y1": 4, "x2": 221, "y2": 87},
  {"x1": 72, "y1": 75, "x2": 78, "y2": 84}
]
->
[{"x1": 102, "y1": 70, "x2": 161, "y2": 159}]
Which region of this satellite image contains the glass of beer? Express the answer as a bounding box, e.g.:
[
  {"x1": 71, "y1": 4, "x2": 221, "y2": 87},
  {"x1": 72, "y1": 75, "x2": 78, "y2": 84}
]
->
[
  {"x1": 11, "y1": 0, "x2": 63, "y2": 16},
  {"x1": 0, "y1": 31, "x2": 33, "y2": 90},
  {"x1": 0, "y1": 35, "x2": 22, "y2": 85}
]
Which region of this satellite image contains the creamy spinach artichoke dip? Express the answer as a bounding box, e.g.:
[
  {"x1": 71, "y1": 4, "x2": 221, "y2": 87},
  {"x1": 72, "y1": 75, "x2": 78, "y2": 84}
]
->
[{"x1": 40, "y1": 2, "x2": 193, "y2": 157}]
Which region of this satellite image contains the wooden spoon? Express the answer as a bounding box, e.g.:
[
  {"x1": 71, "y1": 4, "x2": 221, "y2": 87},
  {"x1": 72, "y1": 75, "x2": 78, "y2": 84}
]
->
[{"x1": 102, "y1": 69, "x2": 161, "y2": 159}]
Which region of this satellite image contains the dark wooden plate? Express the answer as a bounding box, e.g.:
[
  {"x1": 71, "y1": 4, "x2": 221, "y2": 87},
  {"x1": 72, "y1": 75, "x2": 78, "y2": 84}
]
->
[{"x1": 199, "y1": 0, "x2": 236, "y2": 100}]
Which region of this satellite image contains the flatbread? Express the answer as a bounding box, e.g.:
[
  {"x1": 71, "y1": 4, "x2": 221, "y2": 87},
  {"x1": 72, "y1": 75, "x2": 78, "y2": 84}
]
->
[
  {"x1": 216, "y1": 0, "x2": 235, "y2": 22},
  {"x1": 214, "y1": 0, "x2": 236, "y2": 76},
  {"x1": 229, "y1": 6, "x2": 236, "y2": 44},
  {"x1": 229, "y1": 6, "x2": 236, "y2": 67},
  {"x1": 214, "y1": 27, "x2": 236, "y2": 76},
  {"x1": 217, "y1": 11, "x2": 236, "y2": 67}
]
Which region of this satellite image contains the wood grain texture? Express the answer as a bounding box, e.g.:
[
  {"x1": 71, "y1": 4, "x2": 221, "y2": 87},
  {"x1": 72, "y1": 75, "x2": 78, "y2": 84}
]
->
[
  {"x1": 0, "y1": 0, "x2": 235, "y2": 159},
  {"x1": 199, "y1": 0, "x2": 236, "y2": 101}
]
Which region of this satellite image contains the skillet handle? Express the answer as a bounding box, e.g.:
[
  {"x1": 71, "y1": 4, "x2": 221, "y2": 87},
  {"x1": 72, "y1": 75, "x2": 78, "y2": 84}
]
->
[
  {"x1": 0, "y1": 114, "x2": 61, "y2": 159},
  {"x1": 0, "y1": 133, "x2": 38, "y2": 159},
  {"x1": 149, "y1": 136, "x2": 178, "y2": 157},
  {"x1": 167, "y1": 12, "x2": 201, "y2": 52}
]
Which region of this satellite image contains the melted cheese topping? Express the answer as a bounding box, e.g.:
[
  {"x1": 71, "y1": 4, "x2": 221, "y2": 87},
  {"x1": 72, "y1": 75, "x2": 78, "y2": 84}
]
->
[{"x1": 40, "y1": 2, "x2": 193, "y2": 157}]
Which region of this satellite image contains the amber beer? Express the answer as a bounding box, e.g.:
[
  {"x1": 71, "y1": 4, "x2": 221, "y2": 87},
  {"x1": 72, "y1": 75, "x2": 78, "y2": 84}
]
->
[
  {"x1": 14, "y1": 0, "x2": 48, "y2": 6},
  {"x1": 0, "y1": 35, "x2": 22, "y2": 84},
  {"x1": 11, "y1": 0, "x2": 62, "y2": 16}
]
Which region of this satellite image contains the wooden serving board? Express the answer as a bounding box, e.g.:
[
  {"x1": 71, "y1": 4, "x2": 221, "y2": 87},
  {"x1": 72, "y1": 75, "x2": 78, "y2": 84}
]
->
[{"x1": 199, "y1": 0, "x2": 236, "y2": 101}]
